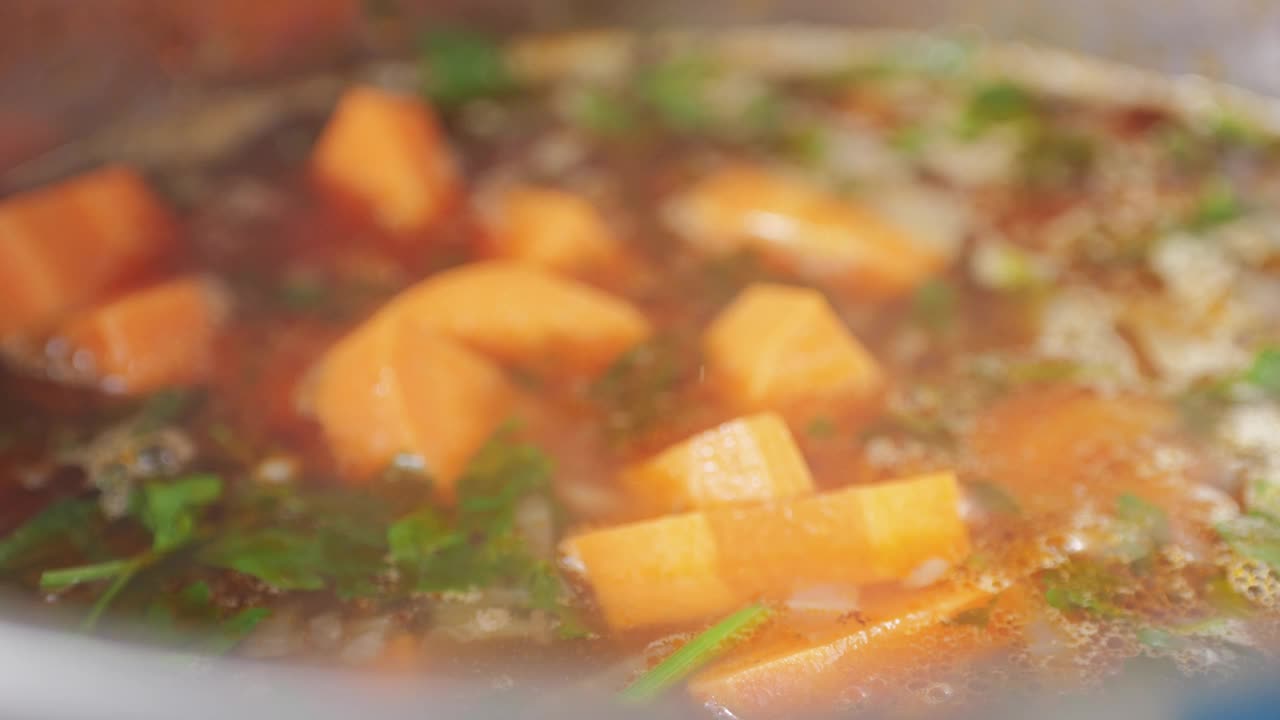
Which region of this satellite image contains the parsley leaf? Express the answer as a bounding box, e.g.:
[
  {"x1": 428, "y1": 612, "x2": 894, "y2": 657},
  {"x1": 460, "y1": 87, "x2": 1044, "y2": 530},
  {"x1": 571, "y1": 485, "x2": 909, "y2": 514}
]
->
[
  {"x1": 638, "y1": 56, "x2": 717, "y2": 132},
  {"x1": 1245, "y1": 347, "x2": 1280, "y2": 395},
  {"x1": 139, "y1": 474, "x2": 223, "y2": 552},
  {"x1": 207, "y1": 608, "x2": 272, "y2": 654},
  {"x1": 590, "y1": 339, "x2": 686, "y2": 444},
  {"x1": 959, "y1": 82, "x2": 1036, "y2": 138},
  {"x1": 419, "y1": 29, "x2": 514, "y2": 106},
  {"x1": 200, "y1": 529, "x2": 328, "y2": 592},
  {"x1": 1111, "y1": 494, "x2": 1170, "y2": 563},
  {"x1": 1187, "y1": 180, "x2": 1246, "y2": 231},
  {"x1": 1042, "y1": 561, "x2": 1127, "y2": 618},
  {"x1": 1217, "y1": 514, "x2": 1280, "y2": 570},
  {"x1": 0, "y1": 499, "x2": 98, "y2": 570}
]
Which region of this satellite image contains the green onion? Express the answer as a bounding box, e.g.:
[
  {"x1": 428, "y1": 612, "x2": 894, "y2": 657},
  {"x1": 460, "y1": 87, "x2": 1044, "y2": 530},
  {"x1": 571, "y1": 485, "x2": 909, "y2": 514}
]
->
[{"x1": 619, "y1": 604, "x2": 773, "y2": 703}]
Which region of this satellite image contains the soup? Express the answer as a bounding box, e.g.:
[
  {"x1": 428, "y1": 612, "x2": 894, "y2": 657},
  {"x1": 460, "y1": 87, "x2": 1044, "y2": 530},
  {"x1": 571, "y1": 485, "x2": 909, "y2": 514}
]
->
[{"x1": 3, "y1": 27, "x2": 1280, "y2": 718}]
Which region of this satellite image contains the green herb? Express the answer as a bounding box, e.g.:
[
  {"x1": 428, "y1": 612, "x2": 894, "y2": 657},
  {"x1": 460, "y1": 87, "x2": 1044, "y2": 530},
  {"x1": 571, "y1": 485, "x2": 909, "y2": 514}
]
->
[
  {"x1": 1041, "y1": 561, "x2": 1127, "y2": 618},
  {"x1": 1246, "y1": 478, "x2": 1280, "y2": 522},
  {"x1": 139, "y1": 474, "x2": 223, "y2": 552},
  {"x1": 1187, "y1": 181, "x2": 1246, "y2": 231},
  {"x1": 41, "y1": 558, "x2": 138, "y2": 590},
  {"x1": 568, "y1": 87, "x2": 634, "y2": 136},
  {"x1": 1111, "y1": 493, "x2": 1170, "y2": 562},
  {"x1": 779, "y1": 124, "x2": 828, "y2": 166},
  {"x1": 387, "y1": 506, "x2": 460, "y2": 574},
  {"x1": 180, "y1": 580, "x2": 213, "y2": 611},
  {"x1": 0, "y1": 499, "x2": 98, "y2": 569},
  {"x1": 201, "y1": 529, "x2": 328, "y2": 591},
  {"x1": 911, "y1": 279, "x2": 957, "y2": 332},
  {"x1": 207, "y1": 608, "x2": 271, "y2": 654},
  {"x1": 619, "y1": 604, "x2": 773, "y2": 703},
  {"x1": 638, "y1": 56, "x2": 716, "y2": 132},
  {"x1": 590, "y1": 339, "x2": 686, "y2": 443},
  {"x1": 1245, "y1": 347, "x2": 1280, "y2": 395},
  {"x1": 1210, "y1": 113, "x2": 1267, "y2": 148},
  {"x1": 1022, "y1": 130, "x2": 1095, "y2": 189},
  {"x1": 1217, "y1": 514, "x2": 1280, "y2": 571},
  {"x1": 966, "y1": 480, "x2": 1022, "y2": 517},
  {"x1": 891, "y1": 124, "x2": 928, "y2": 156},
  {"x1": 959, "y1": 82, "x2": 1036, "y2": 138},
  {"x1": 805, "y1": 416, "x2": 837, "y2": 439},
  {"x1": 38, "y1": 476, "x2": 223, "y2": 630},
  {"x1": 419, "y1": 29, "x2": 514, "y2": 106}
]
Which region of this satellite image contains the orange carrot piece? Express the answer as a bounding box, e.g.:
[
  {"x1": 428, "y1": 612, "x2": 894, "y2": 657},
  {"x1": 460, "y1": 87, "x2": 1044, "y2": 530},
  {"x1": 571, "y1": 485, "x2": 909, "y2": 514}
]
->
[
  {"x1": 967, "y1": 386, "x2": 1175, "y2": 513},
  {"x1": 0, "y1": 166, "x2": 172, "y2": 338},
  {"x1": 669, "y1": 165, "x2": 943, "y2": 297},
  {"x1": 621, "y1": 412, "x2": 814, "y2": 516},
  {"x1": 485, "y1": 185, "x2": 620, "y2": 274},
  {"x1": 312, "y1": 86, "x2": 459, "y2": 236},
  {"x1": 704, "y1": 283, "x2": 883, "y2": 417},
  {"x1": 387, "y1": 260, "x2": 651, "y2": 374},
  {"x1": 309, "y1": 314, "x2": 513, "y2": 496},
  {"x1": 689, "y1": 583, "x2": 996, "y2": 716},
  {"x1": 711, "y1": 471, "x2": 969, "y2": 598},
  {"x1": 50, "y1": 276, "x2": 228, "y2": 395},
  {"x1": 561, "y1": 513, "x2": 741, "y2": 630},
  {"x1": 562, "y1": 472, "x2": 968, "y2": 630}
]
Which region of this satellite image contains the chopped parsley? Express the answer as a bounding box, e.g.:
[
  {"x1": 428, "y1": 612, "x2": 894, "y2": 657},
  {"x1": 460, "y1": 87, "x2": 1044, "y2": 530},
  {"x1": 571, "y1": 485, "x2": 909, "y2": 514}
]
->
[
  {"x1": 1187, "y1": 180, "x2": 1246, "y2": 231},
  {"x1": 419, "y1": 29, "x2": 515, "y2": 106},
  {"x1": 959, "y1": 82, "x2": 1037, "y2": 138}
]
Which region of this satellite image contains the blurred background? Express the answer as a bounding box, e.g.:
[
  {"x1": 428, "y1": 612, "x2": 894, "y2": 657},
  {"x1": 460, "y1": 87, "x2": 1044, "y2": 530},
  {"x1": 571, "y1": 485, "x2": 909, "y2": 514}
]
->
[{"x1": 3, "y1": 0, "x2": 1280, "y2": 174}]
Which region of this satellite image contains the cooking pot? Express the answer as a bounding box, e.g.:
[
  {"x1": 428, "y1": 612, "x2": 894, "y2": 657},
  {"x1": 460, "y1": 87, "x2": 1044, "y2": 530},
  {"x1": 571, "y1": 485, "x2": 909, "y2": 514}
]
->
[{"x1": 2, "y1": 2, "x2": 1280, "y2": 718}]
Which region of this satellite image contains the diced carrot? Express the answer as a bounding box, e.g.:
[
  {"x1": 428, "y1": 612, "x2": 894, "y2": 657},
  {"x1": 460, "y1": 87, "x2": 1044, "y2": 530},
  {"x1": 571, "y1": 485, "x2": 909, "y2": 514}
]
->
[
  {"x1": 375, "y1": 632, "x2": 424, "y2": 672},
  {"x1": 704, "y1": 283, "x2": 883, "y2": 418},
  {"x1": 711, "y1": 471, "x2": 969, "y2": 598},
  {"x1": 668, "y1": 165, "x2": 943, "y2": 297},
  {"x1": 967, "y1": 386, "x2": 1175, "y2": 514},
  {"x1": 0, "y1": 166, "x2": 173, "y2": 338},
  {"x1": 689, "y1": 583, "x2": 998, "y2": 716},
  {"x1": 311, "y1": 86, "x2": 459, "y2": 236},
  {"x1": 309, "y1": 313, "x2": 513, "y2": 496},
  {"x1": 562, "y1": 472, "x2": 968, "y2": 630},
  {"x1": 562, "y1": 513, "x2": 740, "y2": 630},
  {"x1": 50, "y1": 276, "x2": 228, "y2": 395},
  {"x1": 484, "y1": 185, "x2": 620, "y2": 274},
  {"x1": 620, "y1": 412, "x2": 814, "y2": 516},
  {"x1": 386, "y1": 261, "x2": 651, "y2": 374}
]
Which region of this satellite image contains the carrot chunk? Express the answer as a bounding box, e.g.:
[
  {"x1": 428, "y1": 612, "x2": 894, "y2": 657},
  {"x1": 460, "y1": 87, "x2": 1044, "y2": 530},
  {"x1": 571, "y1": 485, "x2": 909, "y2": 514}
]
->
[
  {"x1": 484, "y1": 185, "x2": 620, "y2": 274},
  {"x1": 668, "y1": 165, "x2": 943, "y2": 297},
  {"x1": 704, "y1": 283, "x2": 882, "y2": 417},
  {"x1": 968, "y1": 386, "x2": 1175, "y2": 514},
  {"x1": 310, "y1": 314, "x2": 513, "y2": 496},
  {"x1": 0, "y1": 166, "x2": 172, "y2": 338},
  {"x1": 50, "y1": 276, "x2": 228, "y2": 395},
  {"x1": 311, "y1": 86, "x2": 459, "y2": 236},
  {"x1": 689, "y1": 583, "x2": 997, "y2": 716},
  {"x1": 562, "y1": 472, "x2": 968, "y2": 629},
  {"x1": 561, "y1": 513, "x2": 740, "y2": 630},
  {"x1": 621, "y1": 412, "x2": 814, "y2": 516},
  {"x1": 711, "y1": 471, "x2": 969, "y2": 597},
  {"x1": 387, "y1": 261, "x2": 651, "y2": 373}
]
